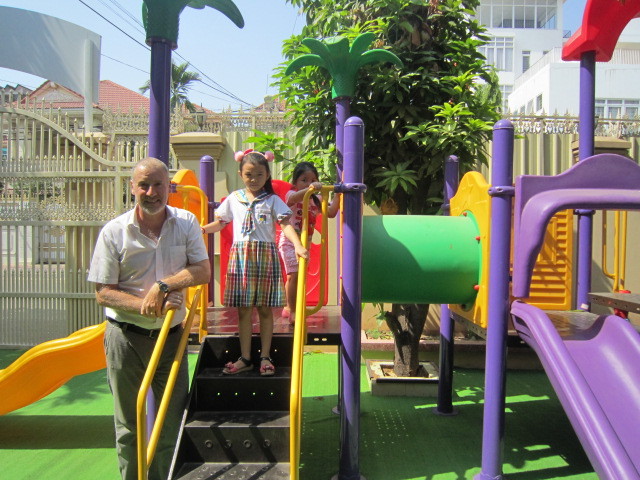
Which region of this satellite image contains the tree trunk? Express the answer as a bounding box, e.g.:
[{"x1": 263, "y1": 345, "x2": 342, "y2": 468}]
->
[{"x1": 384, "y1": 303, "x2": 430, "y2": 376}]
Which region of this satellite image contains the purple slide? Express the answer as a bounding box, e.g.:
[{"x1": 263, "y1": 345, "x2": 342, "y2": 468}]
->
[{"x1": 511, "y1": 301, "x2": 640, "y2": 479}]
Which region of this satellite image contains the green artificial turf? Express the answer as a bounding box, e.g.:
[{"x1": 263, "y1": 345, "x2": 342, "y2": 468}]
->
[{"x1": 0, "y1": 350, "x2": 596, "y2": 480}]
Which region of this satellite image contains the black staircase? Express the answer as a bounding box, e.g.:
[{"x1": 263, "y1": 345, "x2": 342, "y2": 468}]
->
[{"x1": 170, "y1": 334, "x2": 294, "y2": 480}]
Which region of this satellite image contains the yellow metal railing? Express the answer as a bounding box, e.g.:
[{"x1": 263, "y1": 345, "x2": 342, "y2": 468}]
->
[
  {"x1": 136, "y1": 286, "x2": 203, "y2": 480},
  {"x1": 289, "y1": 185, "x2": 333, "y2": 480},
  {"x1": 602, "y1": 210, "x2": 628, "y2": 292}
]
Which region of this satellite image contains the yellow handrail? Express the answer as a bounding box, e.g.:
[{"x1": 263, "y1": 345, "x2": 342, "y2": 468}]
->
[
  {"x1": 137, "y1": 286, "x2": 203, "y2": 480},
  {"x1": 289, "y1": 185, "x2": 334, "y2": 480},
  {"x1": 305, "y1": 186, "x2": 333, "y2": 317}
]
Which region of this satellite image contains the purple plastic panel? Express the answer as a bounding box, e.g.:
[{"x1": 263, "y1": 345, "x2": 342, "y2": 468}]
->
[
  {"x1": 511, "y1": 301, "x2": 640, "y2": 479},
  {"x1": 513, "y1": 154, "x2": 640, "y2": 298}
]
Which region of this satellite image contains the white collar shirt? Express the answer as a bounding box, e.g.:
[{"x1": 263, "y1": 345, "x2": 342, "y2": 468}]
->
[
  {"x1": 87, "y1": 205, "x2": 208, "y2": 328},
  {"x1": 215, "y1": 189, "x2": 292, "y2": 242}
]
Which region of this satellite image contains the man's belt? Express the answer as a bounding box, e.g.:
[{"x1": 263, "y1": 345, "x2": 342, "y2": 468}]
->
[{"x1": 107, "y1": 317, "x2": 181, "y2": 339}]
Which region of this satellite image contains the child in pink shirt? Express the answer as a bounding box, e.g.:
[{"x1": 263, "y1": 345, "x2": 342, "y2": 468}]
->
[{"x1": 278, "y1": 162, "x2": 340, "y2": 322}]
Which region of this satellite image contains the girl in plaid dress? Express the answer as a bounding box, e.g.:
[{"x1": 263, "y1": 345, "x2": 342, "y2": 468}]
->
[{"x1": 202, "y1": 150, "x2": 308, "y2": 375}]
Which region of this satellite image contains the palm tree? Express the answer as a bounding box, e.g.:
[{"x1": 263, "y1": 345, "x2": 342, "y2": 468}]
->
[
  {"x1": 141, "y1": 0, "x2": 244, "y2": 164},
  {"x1": 140, "y1": 61, "x2": 202, "y2": 113},
  {"x1": 286, "y1": 33, "x2": 402, "y2": 99},
  {"x1": 286, "y1": 33, "x2": 402, "y2": 178}
]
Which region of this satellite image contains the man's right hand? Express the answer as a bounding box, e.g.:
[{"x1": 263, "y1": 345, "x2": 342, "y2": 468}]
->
[{"x1": 162, "y1": 291, "x2": 184, "y2": 315}]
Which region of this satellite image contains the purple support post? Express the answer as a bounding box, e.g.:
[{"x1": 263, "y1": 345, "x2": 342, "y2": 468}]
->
[
  {"x1": 335, "y1": 116, "x2": 364, "y2": 480},
  {"x1": 148, "y1": 40, "x2": 173, "y2": 165},
  {"x1": 436, "y1": 155, "x2": 459, "y2": 416},
  {"x1": 576, "y1": 51, "x2": 596, "y2": 310},
  {"x1": 200, "y1": 155, "x2": 216, "y2": 305},
  {"x1": 335, "y1": 97, "x2": 350, "y2": 303},
  {"x1": 476, "y1": 120, "x2": 514, "y2": 480},
  {"x1": 335, "y1": 98, "x2": 349, "y2": 178}
]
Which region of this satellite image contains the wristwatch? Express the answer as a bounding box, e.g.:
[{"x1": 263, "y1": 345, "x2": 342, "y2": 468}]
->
[{"x1": 156, "y1": 280, "x2": 170, "y2": 293}]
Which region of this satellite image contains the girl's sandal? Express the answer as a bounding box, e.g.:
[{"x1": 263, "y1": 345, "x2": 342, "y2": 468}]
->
[
  {"x1": 259, "y1": 356, "x2": 275, "y2": 376},
  {"x1": 222, "y1": 356, "x2": 253, "y2": 375}
]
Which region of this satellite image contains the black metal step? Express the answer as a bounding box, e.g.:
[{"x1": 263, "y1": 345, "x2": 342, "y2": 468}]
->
[
  {"x1": 173, "y1": 462, "x2": 289, "y2": 480},
  {"x1": 193, "y1": 367, "x2": 291, "y2": 412},
  {"x1": 196, "y1": 335, "x2": 294, "y2": 370},
  {"x1": 182, "y1": 411, "x2": 289, "y2": 463},
  {"x1": 171, "y1": 334, "x2": 295, "y2": 479}
]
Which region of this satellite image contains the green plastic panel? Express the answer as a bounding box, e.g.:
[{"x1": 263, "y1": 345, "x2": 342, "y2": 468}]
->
[{"x1": 361, "y1": 215, "x2": 481, "y2": 304}]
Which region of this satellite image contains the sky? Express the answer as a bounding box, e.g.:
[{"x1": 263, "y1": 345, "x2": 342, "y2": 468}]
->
[
  {"x1": 0, "y1": 0, "x2": 588, "y2": 112},
  {"x1": 0, "y1": 0, "x2": 305, "y2": 111}
]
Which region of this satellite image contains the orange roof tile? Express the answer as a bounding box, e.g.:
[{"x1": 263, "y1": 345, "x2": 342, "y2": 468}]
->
[
  {"x1": 99, "y1": 80, "x2": 149, "y2": 114},
  {"x1": 21, "y1": 80, "x2": 150, "y2": 113}
]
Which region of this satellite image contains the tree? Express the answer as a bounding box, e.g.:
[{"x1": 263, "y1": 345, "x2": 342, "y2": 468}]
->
[
  {"x1": 277, "y1": 0, "x2": 501, "y2": 375},
  {"x1": 140, "y1": 61, "x2": 203, "y2": 113}
]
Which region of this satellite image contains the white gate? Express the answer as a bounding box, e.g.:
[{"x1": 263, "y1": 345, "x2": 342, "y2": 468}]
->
[{"x1": 0, "y1": 99, "x2": 151, "y2": 346}]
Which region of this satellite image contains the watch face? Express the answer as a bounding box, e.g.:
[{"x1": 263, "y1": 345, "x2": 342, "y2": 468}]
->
[{"x1": 158, "y1": 281, "x2": 169, "y2": 293}]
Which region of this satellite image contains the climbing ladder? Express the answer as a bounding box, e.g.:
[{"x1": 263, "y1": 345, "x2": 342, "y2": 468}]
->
[{"x1": 170, "y1": 334, "x2": 295, "y2": 479}]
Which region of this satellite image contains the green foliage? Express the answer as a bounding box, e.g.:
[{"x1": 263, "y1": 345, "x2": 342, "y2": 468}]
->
[
  {"x1": 246, "y1": 130, "x2": 338, "y2": 183},
  {"x1": 279, "y1": 0, "x2": 501, "y2": 215},
  {"x1": 245, "y1": 130, "x2": 293, "y2": 162}
]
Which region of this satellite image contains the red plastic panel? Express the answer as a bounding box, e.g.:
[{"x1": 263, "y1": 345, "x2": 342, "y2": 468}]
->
[{"x1": 562, "y1": 0, "x2": 640, "y2": 62}]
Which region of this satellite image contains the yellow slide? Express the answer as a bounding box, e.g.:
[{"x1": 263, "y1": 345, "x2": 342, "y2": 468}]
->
[{"x1": 0, "y1": 322, "x2": 106, "y2": 415}]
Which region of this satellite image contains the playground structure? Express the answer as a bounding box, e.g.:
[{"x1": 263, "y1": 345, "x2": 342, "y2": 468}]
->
[{"x1": 2, "y1": 1, "x2": 640, "y2": 479}]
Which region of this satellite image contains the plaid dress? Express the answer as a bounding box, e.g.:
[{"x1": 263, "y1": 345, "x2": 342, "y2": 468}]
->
[{"x1": 216, "y1": 190, "x2": 292, "y2": 307}]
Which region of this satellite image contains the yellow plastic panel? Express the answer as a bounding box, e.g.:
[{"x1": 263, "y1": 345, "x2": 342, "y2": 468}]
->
[
  {"x1": 449, "y1": 172, "x2": 573, "y2": 329},
  {"x1": 449, "y1": 172, "x2": 491, "y2": 329},
  {"x1": 520, "y1": 209, "x2": 573, "y2": 310}
]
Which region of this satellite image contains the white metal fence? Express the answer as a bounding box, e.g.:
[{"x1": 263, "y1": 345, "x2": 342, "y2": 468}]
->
[
  {"x1": 0, "y1": 99, "x2": 146, "y2": 346},
  {"x1": 3, "y1": 96, "x2": 640, "y2": 346}
]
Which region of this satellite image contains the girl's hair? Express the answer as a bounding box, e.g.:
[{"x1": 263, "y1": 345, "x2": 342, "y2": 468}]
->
[
  {"x1": 292, "y1": 161, "x2": 321, "y2": 208},
  {"x1": 235, "y1": 149, "x2": 275, "y2": 195}
]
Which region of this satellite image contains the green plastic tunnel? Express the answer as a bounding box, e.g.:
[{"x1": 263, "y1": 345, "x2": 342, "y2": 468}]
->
[{"x1": 361, "y1": 215, "x2": 481, "y2": 305}]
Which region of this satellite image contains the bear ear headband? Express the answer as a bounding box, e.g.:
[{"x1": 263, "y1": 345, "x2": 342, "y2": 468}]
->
[{"x1": 234, "y1": 148, "x2": 275, "y2": 162}]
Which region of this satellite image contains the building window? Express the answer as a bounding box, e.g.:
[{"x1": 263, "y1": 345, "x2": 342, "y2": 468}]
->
[
  {"x1": 500, "y1": 84, "x2": 513, "y2": 112},
  {"x1": 526, "y1": 99, "x2": 534, "y2": 114},
  {"x1": 536, "y1": 94, "x2": 543, "y2": 111},
  {"x1": 479, "y1": 37, "x2": 514, "y2": 72},
  {"x1": 595, "y1": 99, "x2": 640, "y2": 118},
  {"x1": 475, "y1": 0, "x2": 557, "y2": 30},
  {"x1": 522, "y1": 50, "x2": 531, "y2": 72}
]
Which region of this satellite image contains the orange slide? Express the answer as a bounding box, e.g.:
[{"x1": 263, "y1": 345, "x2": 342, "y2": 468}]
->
[{"x1": 0, "y1": 322, "x2": 106, "y2": 415}]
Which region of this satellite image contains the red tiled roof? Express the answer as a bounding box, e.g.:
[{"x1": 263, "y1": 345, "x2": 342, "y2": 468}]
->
[
  {"x1": 99, "y1": 80, "x2": 149, "y2": 114},
  {"x1": 21, "y1": 80, "x2": 150, "y2": 113}
]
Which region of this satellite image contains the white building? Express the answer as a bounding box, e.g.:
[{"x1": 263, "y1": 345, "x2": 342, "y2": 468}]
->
[{"x1": 476, "y1": 0, "x2": 640, "y2": 117}]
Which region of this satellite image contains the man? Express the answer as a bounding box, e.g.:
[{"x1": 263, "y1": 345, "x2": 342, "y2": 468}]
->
[{"x1": 88, "y1": 157, "x2": 210, "y2": 480}]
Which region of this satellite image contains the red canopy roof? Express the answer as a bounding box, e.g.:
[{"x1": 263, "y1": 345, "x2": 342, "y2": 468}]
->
[{"x1": 562, "y1": 0, "x2": 640, "y2": 62}]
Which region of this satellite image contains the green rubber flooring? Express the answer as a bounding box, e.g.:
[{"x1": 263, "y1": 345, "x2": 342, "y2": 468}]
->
[{"x1": 0, "y1": 349, "x2": 596, "y2": 480}]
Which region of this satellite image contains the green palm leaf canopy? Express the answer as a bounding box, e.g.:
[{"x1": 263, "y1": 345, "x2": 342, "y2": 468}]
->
[
  {"x1": 142, "y1": 0, "x2": 244, "y2": 48},
  {"x1": 285, "y1": 33, "x2": 403, "y2": 99}
]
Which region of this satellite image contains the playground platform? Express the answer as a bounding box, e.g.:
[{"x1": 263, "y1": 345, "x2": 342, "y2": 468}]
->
[
  {"x1": 199, "y1": 306, "x2": 342, "y2": 345},
  {"x1": 0, "y1": 347, "x2": 597, "y2": 480}
]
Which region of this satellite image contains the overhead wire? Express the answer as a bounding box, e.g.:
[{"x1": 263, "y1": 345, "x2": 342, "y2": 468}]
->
[
  {"x1": 77, "y1": 0, "x2": 149, "y2": 51},
  {"x1": 103, "y1": 0, "x2": 254, "y2": 106},
  {"x1": 77, "y1": 0, "x2": 254, "y2": 108},
  {"x1": 93, "y1": 0, "x2": 147, "y2": 37}
]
